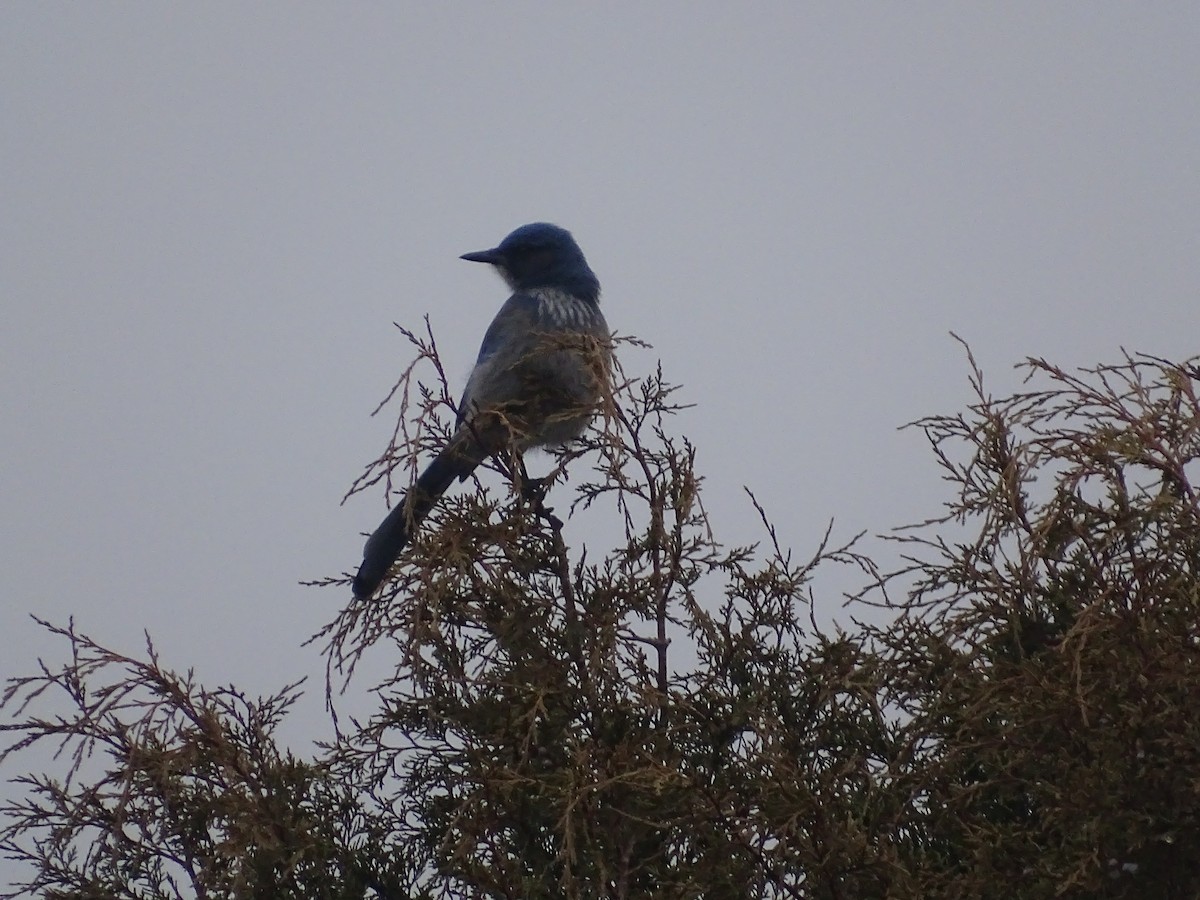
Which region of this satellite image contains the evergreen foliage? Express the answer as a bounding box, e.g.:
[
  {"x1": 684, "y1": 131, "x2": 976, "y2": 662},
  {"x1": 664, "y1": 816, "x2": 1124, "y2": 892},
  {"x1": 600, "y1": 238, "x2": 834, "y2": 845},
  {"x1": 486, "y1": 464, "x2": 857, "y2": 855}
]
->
[{"x1": 4, "y1": 339, "x2": 1199, "y2": 898}]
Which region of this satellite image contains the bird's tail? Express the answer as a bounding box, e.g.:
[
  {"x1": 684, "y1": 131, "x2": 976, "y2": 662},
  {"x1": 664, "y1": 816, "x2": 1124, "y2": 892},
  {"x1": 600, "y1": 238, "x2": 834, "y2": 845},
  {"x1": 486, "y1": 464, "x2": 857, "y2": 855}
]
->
[{"x1": 352, "y1": 434, "x2": 486, "y2": 600}]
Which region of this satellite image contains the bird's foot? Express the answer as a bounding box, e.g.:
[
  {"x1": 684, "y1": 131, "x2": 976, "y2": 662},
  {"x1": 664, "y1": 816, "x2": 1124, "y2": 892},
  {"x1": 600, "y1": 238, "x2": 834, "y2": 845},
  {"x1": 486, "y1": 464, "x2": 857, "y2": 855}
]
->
[{"x1": 520, "y1": 476, "x2": 550, "y2": 504}]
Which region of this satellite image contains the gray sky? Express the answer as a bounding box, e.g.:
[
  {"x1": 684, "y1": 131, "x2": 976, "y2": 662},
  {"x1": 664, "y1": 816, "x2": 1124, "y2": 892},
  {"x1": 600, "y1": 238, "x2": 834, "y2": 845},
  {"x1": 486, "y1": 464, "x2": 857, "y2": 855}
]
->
[{"x1": 2, "y1": 3, "x2": 1198, "y2": 869}]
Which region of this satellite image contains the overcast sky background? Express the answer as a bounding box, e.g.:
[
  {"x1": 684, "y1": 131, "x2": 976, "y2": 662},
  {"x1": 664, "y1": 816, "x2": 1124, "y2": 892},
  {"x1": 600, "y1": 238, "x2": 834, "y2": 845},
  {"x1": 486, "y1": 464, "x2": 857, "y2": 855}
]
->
[{"x1": 2, "y1": 4, "x2": 1198, "y2": 876}]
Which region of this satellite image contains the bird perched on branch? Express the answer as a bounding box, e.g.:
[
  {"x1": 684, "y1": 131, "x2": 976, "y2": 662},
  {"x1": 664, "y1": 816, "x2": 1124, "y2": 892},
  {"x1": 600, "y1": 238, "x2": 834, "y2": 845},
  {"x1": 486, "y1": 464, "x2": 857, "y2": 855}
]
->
[{"x1": 352, "y1": 223, "x2": 611, "y2": 600}]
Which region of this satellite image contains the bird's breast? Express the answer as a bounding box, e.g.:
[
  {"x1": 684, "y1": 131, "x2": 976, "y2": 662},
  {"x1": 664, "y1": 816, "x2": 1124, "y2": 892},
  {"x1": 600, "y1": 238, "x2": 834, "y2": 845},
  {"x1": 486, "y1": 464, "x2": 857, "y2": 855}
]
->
[{"x1": 532, "y1": 288, "x2": 602, "y2": 330}]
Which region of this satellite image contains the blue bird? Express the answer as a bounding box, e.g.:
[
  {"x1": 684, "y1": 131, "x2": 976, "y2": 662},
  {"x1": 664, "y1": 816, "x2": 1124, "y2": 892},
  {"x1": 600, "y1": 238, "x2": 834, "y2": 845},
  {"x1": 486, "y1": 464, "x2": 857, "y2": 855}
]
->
[{"x1": 353, "y1": 223, "x2": 611, "y2": 600}]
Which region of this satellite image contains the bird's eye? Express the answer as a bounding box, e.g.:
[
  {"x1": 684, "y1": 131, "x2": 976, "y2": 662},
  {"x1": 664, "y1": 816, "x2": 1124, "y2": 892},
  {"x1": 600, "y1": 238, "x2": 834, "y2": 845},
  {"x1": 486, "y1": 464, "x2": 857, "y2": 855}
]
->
[{"x1": 517, "y1": 247, "x2": 555, "y2": 272}]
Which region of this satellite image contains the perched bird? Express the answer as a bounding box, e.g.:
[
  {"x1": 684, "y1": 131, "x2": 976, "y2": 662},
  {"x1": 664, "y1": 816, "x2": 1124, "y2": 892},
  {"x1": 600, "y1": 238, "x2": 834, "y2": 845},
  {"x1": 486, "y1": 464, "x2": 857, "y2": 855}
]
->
[{"x1": 352, "y1": 223, "x2": 611, "y2": 600}]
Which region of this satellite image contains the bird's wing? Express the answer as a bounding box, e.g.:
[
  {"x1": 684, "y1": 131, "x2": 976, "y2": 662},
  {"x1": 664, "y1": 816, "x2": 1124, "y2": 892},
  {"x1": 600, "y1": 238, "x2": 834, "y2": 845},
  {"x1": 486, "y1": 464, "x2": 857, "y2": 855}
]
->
[
  {"x1": 473, "y1": 292, "x2": 541, "y2": 364},
  {"x1": 456, "y1": 292, "x2": 541, "y2": 425}
]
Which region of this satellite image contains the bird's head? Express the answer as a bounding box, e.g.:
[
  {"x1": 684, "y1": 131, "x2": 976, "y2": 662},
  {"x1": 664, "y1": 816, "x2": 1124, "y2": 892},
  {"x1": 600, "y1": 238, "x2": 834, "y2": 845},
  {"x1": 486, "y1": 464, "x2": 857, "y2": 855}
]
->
[{"x1": 461, "y1": 222, "x2": 600, "y2": 302}]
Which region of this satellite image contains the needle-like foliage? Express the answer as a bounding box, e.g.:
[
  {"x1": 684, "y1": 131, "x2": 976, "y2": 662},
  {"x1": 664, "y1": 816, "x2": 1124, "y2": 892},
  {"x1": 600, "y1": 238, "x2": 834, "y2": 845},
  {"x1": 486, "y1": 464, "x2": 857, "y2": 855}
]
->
[{"x1": 4, "y1": 338, "x2": 1199, "y2": 899}]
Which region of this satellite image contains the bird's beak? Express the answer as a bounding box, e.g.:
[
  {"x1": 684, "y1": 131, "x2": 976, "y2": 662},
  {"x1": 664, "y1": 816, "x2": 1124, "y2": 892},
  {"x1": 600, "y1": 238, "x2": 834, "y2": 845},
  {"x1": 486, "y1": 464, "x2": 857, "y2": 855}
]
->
[{"x1": 460, "y1": 248, "x2": 503, "y2": 265}]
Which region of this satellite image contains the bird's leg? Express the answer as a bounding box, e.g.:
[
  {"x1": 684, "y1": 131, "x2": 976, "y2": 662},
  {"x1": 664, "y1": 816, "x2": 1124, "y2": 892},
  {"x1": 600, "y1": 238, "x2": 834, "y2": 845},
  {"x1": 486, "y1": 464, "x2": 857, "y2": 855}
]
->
[
  {"x1": 511, "y1": 455, "x2": 566, "y2": 536},
  {"x1": 516, "y1": 455, "x2": 551, "y2": 505}
]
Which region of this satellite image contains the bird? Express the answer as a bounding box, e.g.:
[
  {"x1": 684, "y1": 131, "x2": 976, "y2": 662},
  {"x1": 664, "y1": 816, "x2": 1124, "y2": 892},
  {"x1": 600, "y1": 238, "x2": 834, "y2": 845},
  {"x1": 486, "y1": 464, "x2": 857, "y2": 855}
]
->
[{"x1": 352, "y1": 223, "x2": 611, "y2": 600}]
